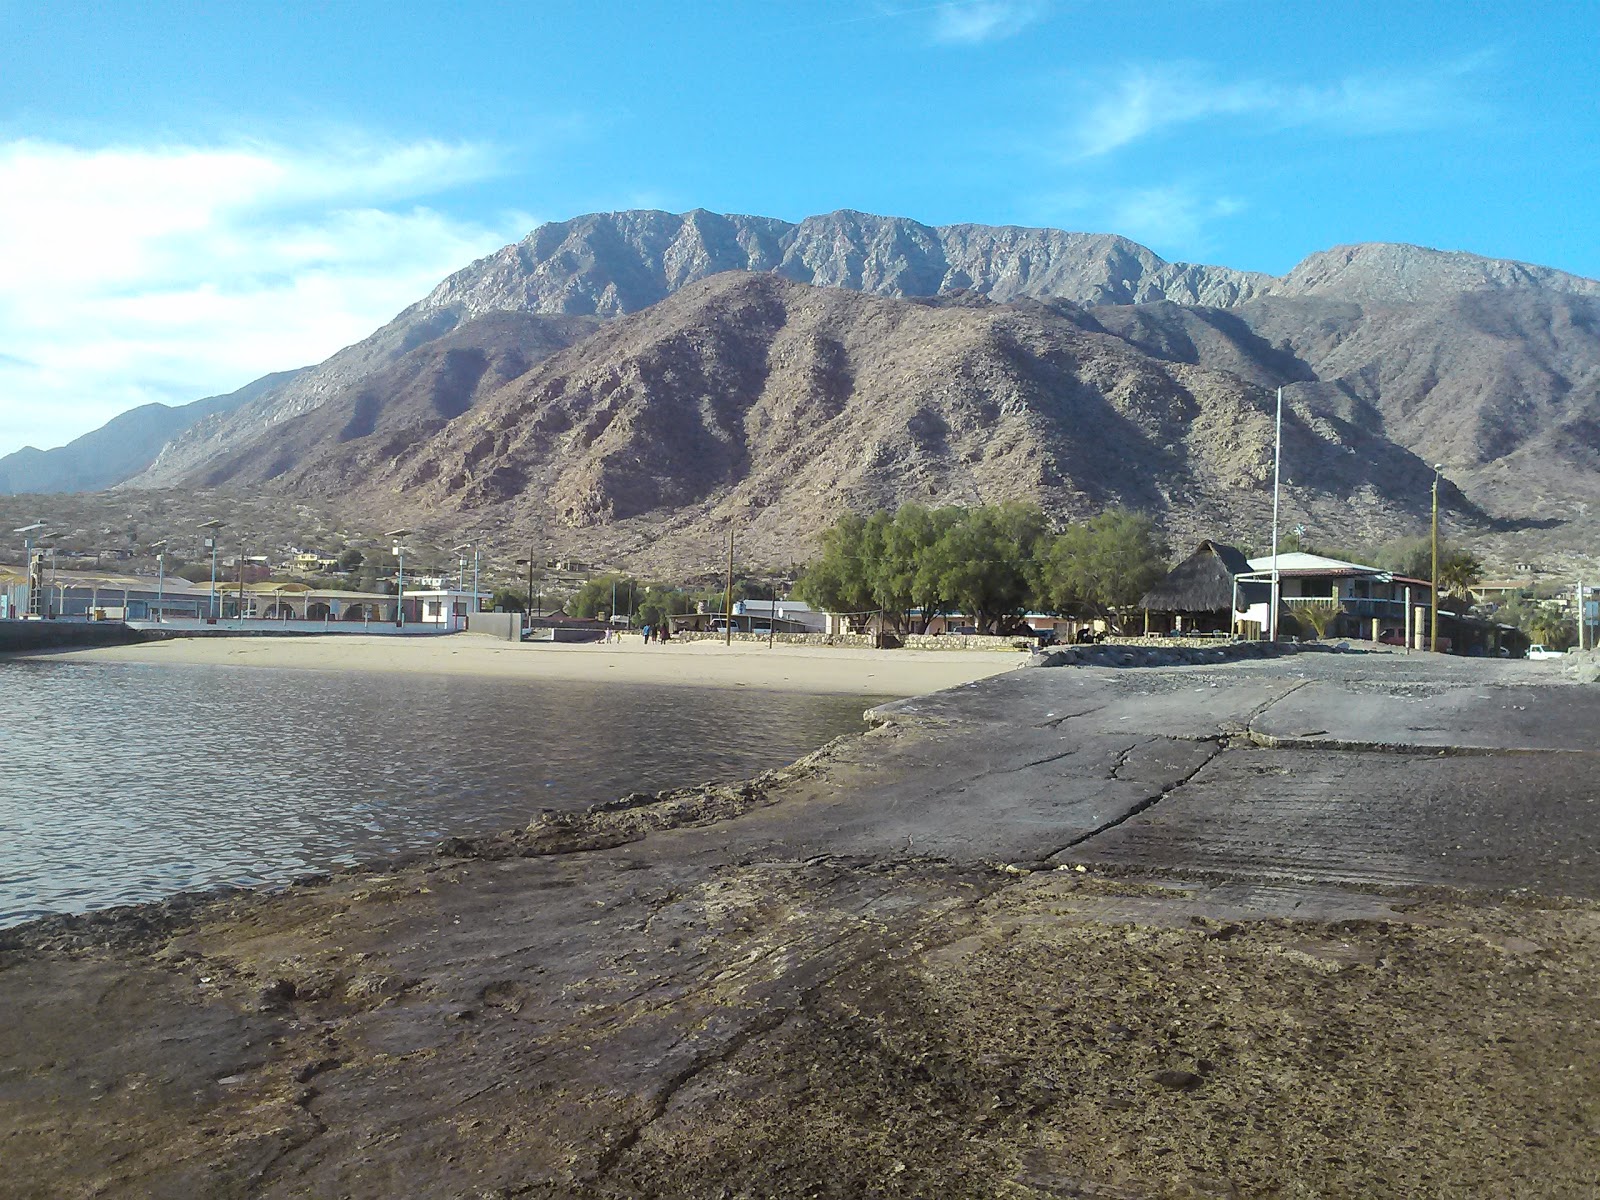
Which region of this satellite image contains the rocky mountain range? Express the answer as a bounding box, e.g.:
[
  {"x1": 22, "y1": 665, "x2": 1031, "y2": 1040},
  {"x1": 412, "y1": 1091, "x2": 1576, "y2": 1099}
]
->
[
  {"x1": 0, "y1": 371, "x2": 295, "y2": 495},
  {"x1": 10, "y1": 208, "x2": 1600, "y2": 575}
]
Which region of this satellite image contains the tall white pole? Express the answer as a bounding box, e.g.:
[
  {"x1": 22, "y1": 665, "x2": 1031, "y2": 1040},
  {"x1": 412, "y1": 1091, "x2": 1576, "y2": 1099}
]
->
[
  {"x1": 1580, "y1": 579, "x2": 1587, "y2": 652},
  {"x1": 1269, "y1": 386, "x2": 1283, "y2": 642}
]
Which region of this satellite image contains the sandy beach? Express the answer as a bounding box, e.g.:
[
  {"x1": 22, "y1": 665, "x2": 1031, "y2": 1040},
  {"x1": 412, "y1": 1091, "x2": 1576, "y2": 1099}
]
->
[{"x1": 40, "y1": 632, "x2": 1026, "y2": 697}]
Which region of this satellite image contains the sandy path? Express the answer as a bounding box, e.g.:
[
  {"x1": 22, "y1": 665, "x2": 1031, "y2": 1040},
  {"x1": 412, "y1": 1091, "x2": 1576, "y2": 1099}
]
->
[{"x1": 42, "y1": 633, "x2": 1026, "y2": 697}]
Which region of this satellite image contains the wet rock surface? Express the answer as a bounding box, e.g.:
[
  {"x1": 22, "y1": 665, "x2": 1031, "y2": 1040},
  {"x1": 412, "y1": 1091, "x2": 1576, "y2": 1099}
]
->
[{"x1": 3, "y1": 653, "x2": 1598, "y2": 1197}]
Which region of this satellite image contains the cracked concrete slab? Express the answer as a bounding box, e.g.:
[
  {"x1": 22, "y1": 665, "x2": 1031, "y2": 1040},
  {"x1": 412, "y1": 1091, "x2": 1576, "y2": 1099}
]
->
[{"x1": 3, "y1": 648, "x2": 1598, "y2": 1197}]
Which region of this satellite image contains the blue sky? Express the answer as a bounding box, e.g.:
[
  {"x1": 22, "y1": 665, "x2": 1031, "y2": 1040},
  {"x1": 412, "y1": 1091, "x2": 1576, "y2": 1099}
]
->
[{"x1": 3, "y1": 1, "x2": 1598, "y2": 456}]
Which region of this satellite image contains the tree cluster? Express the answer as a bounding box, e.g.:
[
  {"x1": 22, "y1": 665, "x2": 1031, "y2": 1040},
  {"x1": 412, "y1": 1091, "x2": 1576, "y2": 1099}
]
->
[{"x1": 794, "y1": 503, "x2": 1168, "y2": 635}]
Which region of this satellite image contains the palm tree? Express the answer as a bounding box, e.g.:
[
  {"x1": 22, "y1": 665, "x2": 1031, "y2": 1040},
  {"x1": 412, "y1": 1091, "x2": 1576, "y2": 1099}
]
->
[
  {"x1": 1286, "y1": 600, "x2": 1345, "y2": 641},
  {"x1": 1437, "y1": 551, "x2": 1483, "y2": 611}
]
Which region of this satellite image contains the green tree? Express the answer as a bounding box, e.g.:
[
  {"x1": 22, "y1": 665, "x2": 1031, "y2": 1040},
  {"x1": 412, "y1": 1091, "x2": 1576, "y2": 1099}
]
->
[
  {"x1": 1530, "y1": 605, "x2": 1576, "y2": 649},
  {"x1": 1285, "y1": 600, "x2": 1344, "y2": 640},
  {"x1": 567, "y1": 574, "x2": 635, "y2": 620},
  {"x1": 871, "y1": 504, "x2": 963, "y2": 632},
  {"x1": 795, "y1": 514, "x2": 876, "y2": 619},
  {"x1": 1041, "y1": 509, "x2": 1168, "y2": 631},
  {"x1": 1371, "y1": 536, "x2": 1434, "y2": 580},
  {"x1": 489, "y1": 588, "x2": 526, "y2": 613},
  {"x1": 337, "y1": 547, "x2": 364, "y2": 572},
  {"x1": 1436, "y1": 550, "x2": 1483, "y2": 612},
  {"x1": 929, "y1": 503, "x2": 1049, "y2": 634}
]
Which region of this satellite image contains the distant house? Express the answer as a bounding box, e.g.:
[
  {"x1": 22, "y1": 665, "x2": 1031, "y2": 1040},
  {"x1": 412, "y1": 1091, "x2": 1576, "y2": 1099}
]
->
[
  {"x1": 1141, "y1": 544, "x2": 1461, "y2": 644},
  {"x1": 288, "y1": 550, "x2": 339, "y2": 575},
  {"x1": 1236, "y1": 552, "x2": 1432, "y2": 640},
  {"x1": 1139, "y1": 540, "x2": 1253, "y2": 634}
]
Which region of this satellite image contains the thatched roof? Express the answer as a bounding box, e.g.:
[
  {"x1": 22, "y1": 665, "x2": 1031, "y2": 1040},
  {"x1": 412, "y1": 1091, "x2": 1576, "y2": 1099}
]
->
[{"x1": 1140, "y1": 540, "x2": 1252, "y2": 613}]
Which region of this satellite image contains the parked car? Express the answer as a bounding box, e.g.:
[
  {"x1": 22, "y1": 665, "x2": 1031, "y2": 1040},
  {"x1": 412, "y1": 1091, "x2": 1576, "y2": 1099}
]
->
[{"x1": 1527, "y1": 644, "x2": 1566, "y2": 661}]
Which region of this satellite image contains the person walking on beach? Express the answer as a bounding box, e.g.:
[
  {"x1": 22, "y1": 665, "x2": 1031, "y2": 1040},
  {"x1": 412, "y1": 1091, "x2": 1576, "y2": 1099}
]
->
[{"x1": 641, "y1": 623, "x2": 652, "y2": 644}]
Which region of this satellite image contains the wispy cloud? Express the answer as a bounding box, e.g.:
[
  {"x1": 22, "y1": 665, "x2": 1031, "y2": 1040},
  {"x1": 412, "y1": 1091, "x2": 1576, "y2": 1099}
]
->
[
  {"x1": 931, "y1": 0, "x2": 1045, "y2": 44},
  {"x1": 1039, "y1": 183, "x2": 1246, "y2": 259},
  {"x1": 1064, "y1": 57, "x2": 1489, "y2": 159},
  {"x1": 0, "y1": 137, "x2": 534, "y2": 454}
]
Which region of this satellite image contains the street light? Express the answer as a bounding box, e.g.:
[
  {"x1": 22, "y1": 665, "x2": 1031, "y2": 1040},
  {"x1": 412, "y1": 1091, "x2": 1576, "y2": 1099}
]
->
[
  {"x1": 150, "y1": 539, "x2": 168, "y2": 623},
  {"x1": 451, "y1": 542, "x2": 481, "y2": 622},
  {"x1": 13, "y1": 522, "x2": 44, "y2": 617},
  {"x1": 37, "y1": 532, "x2": 68, "y2": 618},
  {"x1": 1431, "y1": 464, "x2": 1444, "y2": 654},
  {"x1": 198, "y1": 520, "x2": 223, "y2": 620},
  {"x1": 387, "y1": 529, "x2": 413, "y2": 628}
]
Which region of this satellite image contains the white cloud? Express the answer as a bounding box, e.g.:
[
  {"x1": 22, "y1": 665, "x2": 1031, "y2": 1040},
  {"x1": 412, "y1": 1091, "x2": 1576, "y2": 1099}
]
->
[
  {"x1": 0, "y1": 137, "x2": 532, "y2": 455},
  {"x1": 1064, "y1": 58, "x2": 1487, "y2": 159},
  {"x1": 1039, "y1": 183, "x2": 1246, "y2": 259},
  {"x1": 931, "y1": 0, "x2": 1044, "y2": 44}
]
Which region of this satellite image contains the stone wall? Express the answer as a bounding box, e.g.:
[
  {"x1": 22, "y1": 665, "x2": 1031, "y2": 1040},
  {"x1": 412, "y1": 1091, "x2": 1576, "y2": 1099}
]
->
[
  {"x1": 672, "y1": 630, "x2": 880, "y2": 649},
  {"x1": 1031, "y1": 640, "x2": 1303, "y2": 670}
]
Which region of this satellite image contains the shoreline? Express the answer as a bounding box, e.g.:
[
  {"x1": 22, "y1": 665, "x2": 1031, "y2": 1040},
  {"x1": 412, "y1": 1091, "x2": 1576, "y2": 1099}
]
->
[{"x1": 25, "y1": 632, "x2": 1027, "y2": 697}]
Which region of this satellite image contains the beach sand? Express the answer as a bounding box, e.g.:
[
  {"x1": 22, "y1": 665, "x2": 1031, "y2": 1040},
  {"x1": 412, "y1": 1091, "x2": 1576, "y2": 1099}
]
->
[{"x1": 40, "y1": 632, "x2": 1026, "y2": 697}]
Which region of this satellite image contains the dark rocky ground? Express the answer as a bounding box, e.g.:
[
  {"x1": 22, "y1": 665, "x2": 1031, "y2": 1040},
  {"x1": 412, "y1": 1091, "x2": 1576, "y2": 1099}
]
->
[{"x1": 3, "y1": 649, "x2": 1597, "y2": 1198}]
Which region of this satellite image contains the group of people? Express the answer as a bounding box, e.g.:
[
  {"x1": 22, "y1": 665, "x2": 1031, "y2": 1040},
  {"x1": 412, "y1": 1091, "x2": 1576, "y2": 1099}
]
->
[{"x1": 638, "y1": 623, "x2": 670, "y2": 644}]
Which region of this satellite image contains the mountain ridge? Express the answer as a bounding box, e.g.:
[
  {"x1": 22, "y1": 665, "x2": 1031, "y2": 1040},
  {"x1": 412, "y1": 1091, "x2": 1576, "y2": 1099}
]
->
[{"x1": 114, "y1": 208, "x2": 1599, "y2": 494}]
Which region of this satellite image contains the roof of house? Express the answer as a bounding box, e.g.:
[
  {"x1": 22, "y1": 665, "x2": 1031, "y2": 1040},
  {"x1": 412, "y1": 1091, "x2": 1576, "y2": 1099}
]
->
[
  {"x1": 1243, "y1": 552, "x2": 1387, "y2": 577},
  {"x1": 1141, "y1": 540, "x2": 1253, "y2": 613}
]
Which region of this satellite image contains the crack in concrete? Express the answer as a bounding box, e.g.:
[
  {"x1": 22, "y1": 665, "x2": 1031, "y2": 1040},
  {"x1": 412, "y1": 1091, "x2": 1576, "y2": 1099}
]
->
[
  {"x1": 1108, "y1": 738, "x2": 1156, "y2": 781},
  {"x1": 1003, "y1": 747, "x2": 1081, "y2": 773},
  {"x1": 1241, "y1": 730, "x2": 1590, "y2": 757},
  {"x1": 1031, "y1": 706, "x2": 1106, "y2": 730},
  {"x1": 1043, "y1": 739, "x2": 1225, "y2": 861},
  {"x1": 1221, "y1": 678, "x2": 1315, "y2": 739}
]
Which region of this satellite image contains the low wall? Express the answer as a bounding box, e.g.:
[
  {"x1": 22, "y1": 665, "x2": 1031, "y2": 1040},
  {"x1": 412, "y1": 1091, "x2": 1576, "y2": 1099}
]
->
[
  {"x1": 0, "y1": 618, "x2": 146, "y2": 653},
  {"x1": 673, "y1": 630, "x2": 880, "y2": 649},
  {"x1": 902, "y1": 633, "x2": 1032, "y2": 651},
  {"x1": 465, "y1": 612, "x2": 522, "y2": 641},
  {"x1": 1031, "y1": 639, "x2": 1304, "y2": 669}
]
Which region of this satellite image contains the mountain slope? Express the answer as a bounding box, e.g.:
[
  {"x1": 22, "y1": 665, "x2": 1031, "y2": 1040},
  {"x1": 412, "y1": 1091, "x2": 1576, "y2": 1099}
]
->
[
  {"x1": 0, "y1": 371, "x2": 298, "y2": 495},
  {"x1": 1081, "y1": 290, "x2": 1600, "y2": 525},
  {"x1": 185, "y1": 311, "x2": 602, "y2": 489},
  {"x1": 293, "y1": 273, "x2": 1451, "y2": 572},
  {"x1": 107, "y1": 209, "x2": 1600, "y2": 503}
]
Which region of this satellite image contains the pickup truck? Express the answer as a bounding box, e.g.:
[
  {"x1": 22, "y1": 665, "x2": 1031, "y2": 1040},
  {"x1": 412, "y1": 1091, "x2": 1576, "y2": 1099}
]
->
[{"x1": 1527, "y1": 644, "x2": 1566, "y2": 661}]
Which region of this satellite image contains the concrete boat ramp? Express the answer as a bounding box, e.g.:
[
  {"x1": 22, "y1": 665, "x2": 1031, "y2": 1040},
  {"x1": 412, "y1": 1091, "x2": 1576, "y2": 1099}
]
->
[{"x1": 2, "y1": 651, "x2": 1597, "y2": 1198}]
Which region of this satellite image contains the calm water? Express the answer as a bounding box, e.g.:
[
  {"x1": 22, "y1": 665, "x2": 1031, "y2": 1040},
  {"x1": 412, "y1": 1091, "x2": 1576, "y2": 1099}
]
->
[{"x1": 0, "y1": 658, "x2": 881, "y2": 928}]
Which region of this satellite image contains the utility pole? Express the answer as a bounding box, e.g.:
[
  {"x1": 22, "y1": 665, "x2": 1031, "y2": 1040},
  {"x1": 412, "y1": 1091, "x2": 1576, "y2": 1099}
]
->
[
  {"x1": 199, "y1": 519, "x2": 222, "y2": 620},
  {"x1": 1269, "y1": 386, "x2": 1283, "y2": 642},
  {"x1": 724, "y1": 527, "x2": 735, "y2": 647},
  {"x1": 388, "y1": 529, "x2": 413, "y2": 628},
  {"x1": 1430, "y1": 465, "x2": 1443, "y2": 653},
  {"x1": 151, "y1": 540, "x2": 167, "y2": 623}
]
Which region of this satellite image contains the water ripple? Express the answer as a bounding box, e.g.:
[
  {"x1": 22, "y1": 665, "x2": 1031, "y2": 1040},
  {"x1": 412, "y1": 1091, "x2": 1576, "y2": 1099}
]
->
[{"x1": 0, "y1": 658, "x2": 876, "y2": 926}]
